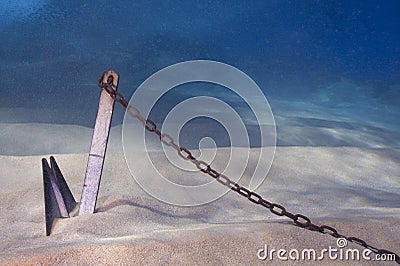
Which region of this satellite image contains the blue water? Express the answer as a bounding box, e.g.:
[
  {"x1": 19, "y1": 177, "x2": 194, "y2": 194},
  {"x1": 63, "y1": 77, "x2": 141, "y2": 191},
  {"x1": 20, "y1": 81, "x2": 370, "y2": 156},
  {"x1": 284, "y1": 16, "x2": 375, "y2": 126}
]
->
[{"x1": 0, "y1": 0, "x2": 399, "y2": 149}]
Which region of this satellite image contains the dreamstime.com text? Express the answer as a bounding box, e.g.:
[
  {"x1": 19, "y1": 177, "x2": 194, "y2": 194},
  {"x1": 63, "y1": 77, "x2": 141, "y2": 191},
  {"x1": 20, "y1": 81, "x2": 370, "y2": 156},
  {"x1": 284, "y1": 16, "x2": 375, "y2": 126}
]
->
[{"x1": 257, "y1": 238, "x2": 396, "y2": 262}]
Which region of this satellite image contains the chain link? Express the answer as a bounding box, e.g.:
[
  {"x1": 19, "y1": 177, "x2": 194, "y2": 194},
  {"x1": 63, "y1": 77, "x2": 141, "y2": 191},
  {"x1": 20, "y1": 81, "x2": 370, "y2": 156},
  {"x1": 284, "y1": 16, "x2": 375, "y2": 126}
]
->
[{"x1": 98, "y1": 82, "x2": 399, "y2": 263}]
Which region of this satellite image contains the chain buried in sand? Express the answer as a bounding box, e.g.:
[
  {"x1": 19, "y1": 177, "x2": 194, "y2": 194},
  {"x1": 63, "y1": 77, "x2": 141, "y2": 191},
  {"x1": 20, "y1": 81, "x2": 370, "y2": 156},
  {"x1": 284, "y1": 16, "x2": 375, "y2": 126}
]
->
[{"x1": 98, "y1": 75, "x2": 399, "y2": 264}]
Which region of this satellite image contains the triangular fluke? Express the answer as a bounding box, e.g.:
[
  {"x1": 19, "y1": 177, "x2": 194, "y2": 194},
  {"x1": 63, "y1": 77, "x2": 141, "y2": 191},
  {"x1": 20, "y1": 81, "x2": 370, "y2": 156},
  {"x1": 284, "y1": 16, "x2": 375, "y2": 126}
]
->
[
  {"x1": 50, "y1": 156, "x2": 77, "y2": 213},
  {"x1": 42, "y1": 157, "x2": 72, "y2": 236}
]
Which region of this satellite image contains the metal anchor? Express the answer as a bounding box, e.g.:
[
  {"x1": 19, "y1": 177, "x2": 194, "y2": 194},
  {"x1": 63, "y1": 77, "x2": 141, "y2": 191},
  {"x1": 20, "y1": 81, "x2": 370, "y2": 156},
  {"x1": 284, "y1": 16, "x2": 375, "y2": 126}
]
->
[{"x1": 42, "y1": 70, "x2": 119, "y2": 235}]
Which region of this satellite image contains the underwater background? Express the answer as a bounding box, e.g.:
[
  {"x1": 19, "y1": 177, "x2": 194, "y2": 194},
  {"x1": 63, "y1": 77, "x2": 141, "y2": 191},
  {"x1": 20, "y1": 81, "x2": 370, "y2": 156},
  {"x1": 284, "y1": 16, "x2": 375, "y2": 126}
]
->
[{"x1": 0, "y1": 0, "x2": 399, "y2": 153}]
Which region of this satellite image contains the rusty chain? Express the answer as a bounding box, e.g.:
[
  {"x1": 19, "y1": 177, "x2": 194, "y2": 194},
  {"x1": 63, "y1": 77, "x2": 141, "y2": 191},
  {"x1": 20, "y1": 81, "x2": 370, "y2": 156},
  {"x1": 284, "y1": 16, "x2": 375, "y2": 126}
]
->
[{"x1": 98, "y1": 75, "x2": 399, "y2": 263}]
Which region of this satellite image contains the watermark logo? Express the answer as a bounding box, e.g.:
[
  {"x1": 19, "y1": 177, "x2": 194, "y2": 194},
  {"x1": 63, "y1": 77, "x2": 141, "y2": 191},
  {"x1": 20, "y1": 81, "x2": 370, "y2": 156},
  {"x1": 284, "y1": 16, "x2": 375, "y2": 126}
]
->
[
  {"x1": 122, "y1": 60, "x2": 276, "y2": 206},
  {"x1": 257, "y1": 238, "x2": 396, "y2": 262},
  {"x1": 336, "y1": 237, "x2": 348, "y2": 248}
]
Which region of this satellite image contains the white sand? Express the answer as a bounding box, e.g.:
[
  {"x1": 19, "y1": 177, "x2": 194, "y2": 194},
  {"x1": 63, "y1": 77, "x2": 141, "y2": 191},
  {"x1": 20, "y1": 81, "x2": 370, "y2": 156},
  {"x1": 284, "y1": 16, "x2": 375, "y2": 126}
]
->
[
  {"x1": 1, "y1": 102, "x2": 399, "y2": 157},
  {"x1": 0, "y1": 135, "x2": 399, "y2": 265},
  {"x1": 1, "y1": 121, "x2": 399, "y2": 157}
]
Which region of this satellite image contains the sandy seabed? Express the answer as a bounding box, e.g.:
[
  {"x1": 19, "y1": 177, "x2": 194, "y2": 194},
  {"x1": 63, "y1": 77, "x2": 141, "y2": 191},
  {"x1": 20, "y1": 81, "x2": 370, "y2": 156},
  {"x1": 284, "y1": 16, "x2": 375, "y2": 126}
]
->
[{"x1": 0, "y1": 127, "x2": 399, "y2": 265}]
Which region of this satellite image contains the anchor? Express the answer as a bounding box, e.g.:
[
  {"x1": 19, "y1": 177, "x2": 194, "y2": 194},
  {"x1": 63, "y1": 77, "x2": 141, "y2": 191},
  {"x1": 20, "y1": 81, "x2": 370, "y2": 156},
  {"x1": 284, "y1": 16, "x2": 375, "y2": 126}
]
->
[
  {"x1": 42, "y1": 70, "x2": 119, "y2": 235},
  {"x1": 39, "y1": 69, "x2": 399, "y2": 264}
]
